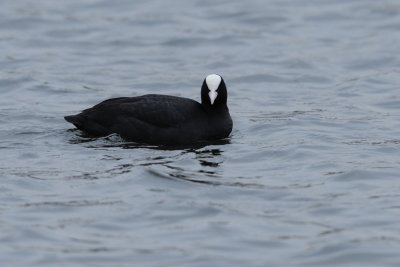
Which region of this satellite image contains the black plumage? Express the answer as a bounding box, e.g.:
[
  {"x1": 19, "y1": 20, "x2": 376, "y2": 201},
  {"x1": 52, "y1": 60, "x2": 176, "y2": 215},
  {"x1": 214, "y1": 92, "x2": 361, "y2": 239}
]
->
[{"x1": 65, "y1": 74, "x2": 232, "y2": 145}]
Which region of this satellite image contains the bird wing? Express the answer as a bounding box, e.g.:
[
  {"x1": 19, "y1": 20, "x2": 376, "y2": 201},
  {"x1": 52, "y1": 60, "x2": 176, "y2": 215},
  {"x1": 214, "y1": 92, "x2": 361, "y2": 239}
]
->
[{"x1": 85, "y1": 95, "x2": 203, "y2": 128}]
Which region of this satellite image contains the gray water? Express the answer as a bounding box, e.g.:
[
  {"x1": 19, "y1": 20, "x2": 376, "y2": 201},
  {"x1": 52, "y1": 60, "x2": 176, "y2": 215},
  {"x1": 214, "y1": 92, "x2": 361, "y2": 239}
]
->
[{"x1": 1, "y1": 0, "x2": 400, "y2": 266}]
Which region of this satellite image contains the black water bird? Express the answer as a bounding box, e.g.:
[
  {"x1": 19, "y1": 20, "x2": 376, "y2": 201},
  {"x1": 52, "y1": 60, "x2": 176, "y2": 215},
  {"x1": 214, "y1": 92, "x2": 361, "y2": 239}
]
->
[{"x1": 65, "y1": 74, "x2": 233, "y2": 145}]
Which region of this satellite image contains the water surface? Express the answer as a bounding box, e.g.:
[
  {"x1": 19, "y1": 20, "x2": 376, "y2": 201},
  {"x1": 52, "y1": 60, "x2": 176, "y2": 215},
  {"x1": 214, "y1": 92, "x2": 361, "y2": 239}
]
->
[{"x1": 1, "y1": 0, "x2": 400, "y2": 266}]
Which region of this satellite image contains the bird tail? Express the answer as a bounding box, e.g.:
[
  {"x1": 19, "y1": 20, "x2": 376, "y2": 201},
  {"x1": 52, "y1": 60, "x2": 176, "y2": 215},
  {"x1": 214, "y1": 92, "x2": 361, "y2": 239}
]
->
[{"x1": 64, "y1": 115, "x2": 83, "y2": 128}]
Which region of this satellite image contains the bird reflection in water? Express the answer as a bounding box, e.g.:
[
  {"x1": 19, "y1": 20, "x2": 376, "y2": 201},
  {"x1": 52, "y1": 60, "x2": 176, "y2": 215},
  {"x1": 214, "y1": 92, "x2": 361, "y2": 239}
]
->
[
  {"x1": 68, "y1": 131, "x2": 231, "y2": 185},
  {"x1": 141, "y1": 139, "x2": 231, "y2": 186},
  {"x1": 129, "y1": 139, "x2": 229, "y2": 186}
]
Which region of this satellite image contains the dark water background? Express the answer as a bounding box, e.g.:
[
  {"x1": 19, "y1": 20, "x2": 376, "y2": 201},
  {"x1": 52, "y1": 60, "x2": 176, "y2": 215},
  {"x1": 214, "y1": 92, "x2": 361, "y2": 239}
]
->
[{"x1": 1, "y1": 0, "x2": 400, "y2": 266}]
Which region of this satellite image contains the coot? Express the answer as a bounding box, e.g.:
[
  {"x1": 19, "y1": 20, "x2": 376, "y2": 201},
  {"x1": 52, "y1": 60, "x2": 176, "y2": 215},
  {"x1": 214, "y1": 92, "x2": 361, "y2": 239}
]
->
[{"x1": 65, "y1": 74, "x2": 233, "y2": 145}]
